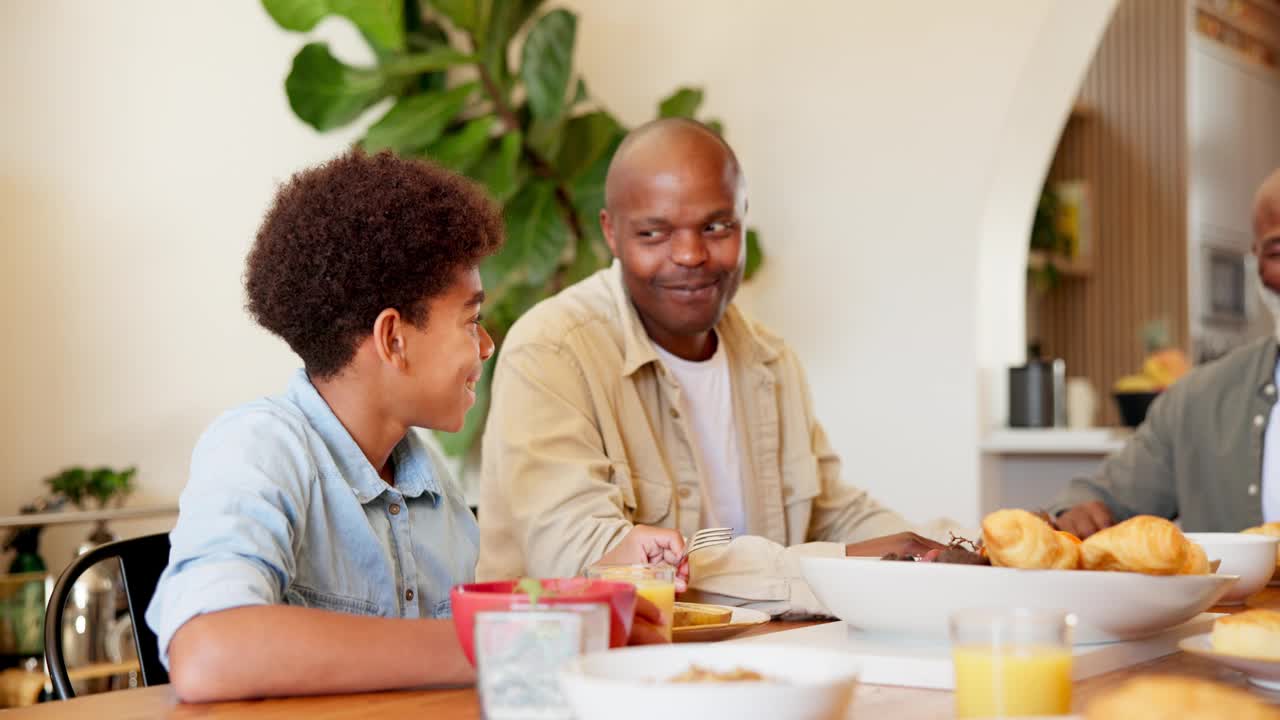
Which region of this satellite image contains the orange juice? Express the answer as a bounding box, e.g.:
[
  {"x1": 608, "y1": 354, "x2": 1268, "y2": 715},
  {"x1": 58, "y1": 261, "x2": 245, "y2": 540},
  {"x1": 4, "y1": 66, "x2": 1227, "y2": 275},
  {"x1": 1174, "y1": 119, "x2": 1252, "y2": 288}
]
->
[
  {"x1": 952, "y1": 645, "x2": 1073, "y2": 717},
  {"x1": 586, "y1": 564, "x2": 676, "y2": 641}
]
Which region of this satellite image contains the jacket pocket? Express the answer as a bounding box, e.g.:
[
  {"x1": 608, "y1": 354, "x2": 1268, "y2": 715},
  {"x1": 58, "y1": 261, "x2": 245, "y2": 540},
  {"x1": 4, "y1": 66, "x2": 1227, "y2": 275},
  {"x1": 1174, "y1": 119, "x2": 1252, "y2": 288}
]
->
[
  {"x1": 285, "y1": 584, "x2": 382, "y2": 616},
  {"x1": 782, "y1": 457, "x2": 822, "y2": 507},
  {"x1": 612, "y1": 463, "x2": 672, "y2": 525}
]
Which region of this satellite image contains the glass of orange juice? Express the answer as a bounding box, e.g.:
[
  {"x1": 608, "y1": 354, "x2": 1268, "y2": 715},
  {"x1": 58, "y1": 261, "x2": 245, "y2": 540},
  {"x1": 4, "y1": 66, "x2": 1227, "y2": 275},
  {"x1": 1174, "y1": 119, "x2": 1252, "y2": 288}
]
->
[
  {"x1": 585, "y1": 563, "x2": 676, "y2": 641},
  {"x1": 950, "y1": 608, "x2": 1075, "y2": 718}
]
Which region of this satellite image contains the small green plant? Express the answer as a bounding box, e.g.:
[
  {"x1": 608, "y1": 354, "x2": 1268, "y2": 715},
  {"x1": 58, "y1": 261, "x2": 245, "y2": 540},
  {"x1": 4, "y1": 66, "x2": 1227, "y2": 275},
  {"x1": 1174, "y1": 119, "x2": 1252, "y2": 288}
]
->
[
  {"x1": 45, "y1": 466, "x2": 136, "y2": 510},
  {"x1": 262, "y1": 0, "x2": 766, "y2": 460},
  {"x1": 1029, "y1": 186, "x2": 1071, "y2": 293}
]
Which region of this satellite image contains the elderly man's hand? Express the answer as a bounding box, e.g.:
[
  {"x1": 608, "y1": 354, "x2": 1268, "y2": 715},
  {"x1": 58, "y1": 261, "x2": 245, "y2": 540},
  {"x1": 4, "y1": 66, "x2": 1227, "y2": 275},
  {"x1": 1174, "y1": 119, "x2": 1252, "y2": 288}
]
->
[{"x1": 1054, "y1": 501, "x2": 1114, "y2": 539}]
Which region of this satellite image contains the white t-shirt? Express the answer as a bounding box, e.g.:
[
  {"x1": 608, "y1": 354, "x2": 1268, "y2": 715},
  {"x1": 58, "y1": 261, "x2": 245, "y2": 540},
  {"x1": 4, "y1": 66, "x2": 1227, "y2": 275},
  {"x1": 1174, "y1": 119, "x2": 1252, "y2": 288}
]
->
[
  {"x1": 1263, "y1": 360, "x2": 1280, "y2": 522},
  {"x1": 653, "y1": 337, "x2": 746, "y2": 534}
]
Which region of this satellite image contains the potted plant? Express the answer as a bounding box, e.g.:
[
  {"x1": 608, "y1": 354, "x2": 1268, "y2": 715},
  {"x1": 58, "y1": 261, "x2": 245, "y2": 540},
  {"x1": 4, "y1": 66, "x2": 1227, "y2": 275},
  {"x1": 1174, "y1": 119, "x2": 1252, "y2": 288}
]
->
[
  {"x1": 45, "y1": 466, "x2": 137, "y2": 545},
  {"x1": 261, "y1": 0, "x2": 766, "y2": 461}
]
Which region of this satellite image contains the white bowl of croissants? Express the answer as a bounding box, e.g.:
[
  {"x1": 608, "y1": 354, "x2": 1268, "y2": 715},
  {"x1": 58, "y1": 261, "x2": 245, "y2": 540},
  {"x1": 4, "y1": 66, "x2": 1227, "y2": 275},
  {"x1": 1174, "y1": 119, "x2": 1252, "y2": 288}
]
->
[{"x1": 801, "y1": 510, "x2": 1239, "y2": 644}]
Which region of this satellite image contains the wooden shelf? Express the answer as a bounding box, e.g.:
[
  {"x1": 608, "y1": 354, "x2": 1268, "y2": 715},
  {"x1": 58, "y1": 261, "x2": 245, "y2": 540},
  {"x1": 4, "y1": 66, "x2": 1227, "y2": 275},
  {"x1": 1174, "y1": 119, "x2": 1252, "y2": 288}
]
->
[
  {"x1": 1028, "y1": 249, "x2": 1093, "y2": 278},
  {"x1": 0, "y1": 506, "x2": 178, "y2": 530}
]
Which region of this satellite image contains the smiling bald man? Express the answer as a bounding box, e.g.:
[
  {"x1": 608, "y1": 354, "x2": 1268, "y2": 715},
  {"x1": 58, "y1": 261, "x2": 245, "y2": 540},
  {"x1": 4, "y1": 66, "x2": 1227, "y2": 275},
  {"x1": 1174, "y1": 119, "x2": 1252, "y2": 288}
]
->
[{"x1": 476, "y1": 119, "x2": 956, "y2": 617}]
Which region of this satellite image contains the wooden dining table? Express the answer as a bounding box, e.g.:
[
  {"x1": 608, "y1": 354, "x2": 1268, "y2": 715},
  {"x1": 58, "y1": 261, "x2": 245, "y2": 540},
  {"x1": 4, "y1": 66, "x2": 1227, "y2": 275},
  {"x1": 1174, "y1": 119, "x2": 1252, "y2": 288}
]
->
[{"x1": 13, "y1": 588, "x2": 1280, "y2": 720}]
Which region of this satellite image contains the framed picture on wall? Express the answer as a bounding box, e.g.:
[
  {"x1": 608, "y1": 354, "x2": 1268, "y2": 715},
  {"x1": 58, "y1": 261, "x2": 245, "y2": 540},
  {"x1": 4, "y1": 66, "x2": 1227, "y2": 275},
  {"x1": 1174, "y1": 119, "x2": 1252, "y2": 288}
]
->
[{"x1": 1204, "y1": 245, "x2": 1248, "y2": 326}]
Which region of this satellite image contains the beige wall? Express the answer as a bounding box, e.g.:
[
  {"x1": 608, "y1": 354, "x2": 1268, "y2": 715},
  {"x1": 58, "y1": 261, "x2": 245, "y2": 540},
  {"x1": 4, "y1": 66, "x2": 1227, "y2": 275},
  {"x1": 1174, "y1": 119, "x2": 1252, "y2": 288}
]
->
[{"x1": 1, "y1": 1, "x2": 1113, "y2": 569}]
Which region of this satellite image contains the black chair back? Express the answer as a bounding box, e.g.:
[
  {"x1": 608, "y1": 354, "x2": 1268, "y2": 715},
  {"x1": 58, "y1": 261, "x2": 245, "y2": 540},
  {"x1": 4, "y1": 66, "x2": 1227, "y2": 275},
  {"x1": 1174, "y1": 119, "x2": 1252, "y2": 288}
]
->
[{"x1": 43, "y1": 532, "x2": 171, "y2": 699}]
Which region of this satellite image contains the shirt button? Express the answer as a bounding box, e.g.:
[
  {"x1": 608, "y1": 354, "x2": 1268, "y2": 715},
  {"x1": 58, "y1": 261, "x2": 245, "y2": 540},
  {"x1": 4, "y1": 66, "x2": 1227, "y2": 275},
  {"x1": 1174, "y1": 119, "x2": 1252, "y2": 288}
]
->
[
  {"x1": 1249, "y1": 484, "x2": 1260, "y2": 496},
  {"x1": 389, "y1": 503, "x2": 401, "y2": 516},
  {"x1": 1268, "y1": 385, "x2": 1277, "y2": 397},
  {"x1": 670, "y1": 408, "x2": 680, "y2": 419},
  {"x1": 783, "y1": 486, "x2": 794, "y2": 498},
  {"x1": 405, "y1": 588, "x2": 415, "y2": 602},
  {"x1": 678, "y1": 486, "x2": 692, "y2": 499},
  {"x1": 1256, "y1": 415, "x2": 1267, "y2": 428}
]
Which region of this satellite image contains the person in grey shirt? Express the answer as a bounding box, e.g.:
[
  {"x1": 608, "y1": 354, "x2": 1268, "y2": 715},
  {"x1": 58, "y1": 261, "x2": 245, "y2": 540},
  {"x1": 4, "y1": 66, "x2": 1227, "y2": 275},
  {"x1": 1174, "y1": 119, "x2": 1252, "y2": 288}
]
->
[{"x1": 1053, "y1": 168, "x2": 1280, "y2": 538}]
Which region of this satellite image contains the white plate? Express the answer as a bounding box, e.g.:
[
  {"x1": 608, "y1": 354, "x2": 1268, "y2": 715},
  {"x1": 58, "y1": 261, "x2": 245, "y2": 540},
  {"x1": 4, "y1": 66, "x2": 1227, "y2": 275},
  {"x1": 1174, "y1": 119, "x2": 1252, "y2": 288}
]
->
[
  {"x1": 1178, "y1": 632, "x2": 1280, "y2": 690},
  {"x1": 672, "y1": 606, "x2": 770, "y2": 643},
  {"x1": 801, "y1": 556, "x2": 1237, "y2": 644},
  {"x1": 560, "y1": 643, "x2": 858, "y2": 720}
]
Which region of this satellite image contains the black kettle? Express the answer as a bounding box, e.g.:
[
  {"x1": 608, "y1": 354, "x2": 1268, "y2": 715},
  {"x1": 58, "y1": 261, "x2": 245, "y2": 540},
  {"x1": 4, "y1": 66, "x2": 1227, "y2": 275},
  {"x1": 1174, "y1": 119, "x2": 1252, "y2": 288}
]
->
[{"x1": 1009, "y1": 344, "x2": 1065, "y2": 428}]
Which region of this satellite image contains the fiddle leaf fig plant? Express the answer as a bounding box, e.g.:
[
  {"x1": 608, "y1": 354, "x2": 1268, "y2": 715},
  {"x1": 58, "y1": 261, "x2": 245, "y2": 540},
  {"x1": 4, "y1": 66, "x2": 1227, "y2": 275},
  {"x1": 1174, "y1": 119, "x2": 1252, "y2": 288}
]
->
[{"x1": 262, "y1": 0, "x2": 766, "y2": 459}]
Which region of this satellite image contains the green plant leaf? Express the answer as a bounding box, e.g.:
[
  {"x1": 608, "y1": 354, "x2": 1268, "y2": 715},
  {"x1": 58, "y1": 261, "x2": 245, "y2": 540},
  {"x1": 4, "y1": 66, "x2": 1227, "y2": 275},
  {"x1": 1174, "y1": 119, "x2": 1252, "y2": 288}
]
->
[
  {"x1": 435, "y1": 353, "x2": 494, "y2": 457},
  {"x1": 520, "y1": 9, "x2": 576, "y2": 121},
  {"x1": 568, "y1": 132, "x2": 623, "y2": 220},
  {"x1": 526, "y1": 115, "x2": 564, "y2": 163},
  {"x1": 285, "y1": 43, "x2": 388, "y2": 131},
  {"x1": 658, "y1": 87, "x2": 703, "y2": 118},
  {"x1": 705, "y1": 118, "x2": 724, "y2": 136},
  {"x1": 481, "y1": 0, "x2": 544, "y2": 94},
  {"x1": 263, "y1": 0, "x2": 405, "y2": 51},
  {"x1": 262, "y1": 0, "x2": 329, "y2": 31},
  {"x1": 426, "y1": 116, "x2": 497, "y2": 172},
  {"x1": 555, "y1": 111, "x2": 624, "y2": 180},
  {"x1": 744, "y1": 228, "x2": 763, "y2": 281},
  {"x1": 467, "y1": 131, "x2": 524, "y2": 202},
  {"x1": 483, "y1": 181, "x2": 570, "y2": 296},
  {"x1": 363, "y1": 82, "x2": 477, "y2": 153},
  {"x1": 382, "y1": 47, "x2": 475, "y2": 75}
]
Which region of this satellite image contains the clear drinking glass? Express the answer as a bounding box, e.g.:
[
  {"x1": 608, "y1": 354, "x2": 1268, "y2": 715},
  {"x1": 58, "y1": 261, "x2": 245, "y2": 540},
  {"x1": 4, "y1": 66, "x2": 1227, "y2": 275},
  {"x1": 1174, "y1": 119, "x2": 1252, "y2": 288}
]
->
[
  {"x1": 950, "y1": 608, "x2": 1075, "y2": 718},
  {"x1": 474, "y1": 609, "x2": 584, "y2": 720},
  {"x1": 585, "y1": 563, "x2": 676, "y2": 641}
]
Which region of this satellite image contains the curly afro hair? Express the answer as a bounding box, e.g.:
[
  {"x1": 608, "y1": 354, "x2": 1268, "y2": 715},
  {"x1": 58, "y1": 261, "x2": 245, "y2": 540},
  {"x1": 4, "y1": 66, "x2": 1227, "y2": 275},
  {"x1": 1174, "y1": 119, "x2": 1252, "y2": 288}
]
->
[{"x1": 245, "y1": 149, "x2": 503, "y2": 378}]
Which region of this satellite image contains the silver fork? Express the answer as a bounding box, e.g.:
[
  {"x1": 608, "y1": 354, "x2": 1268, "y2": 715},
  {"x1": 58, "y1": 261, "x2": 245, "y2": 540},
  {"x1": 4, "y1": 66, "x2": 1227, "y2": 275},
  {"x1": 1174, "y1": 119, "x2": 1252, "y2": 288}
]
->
[{"x1": 677, "y1": 527, "x2": 735, "y2": 565}]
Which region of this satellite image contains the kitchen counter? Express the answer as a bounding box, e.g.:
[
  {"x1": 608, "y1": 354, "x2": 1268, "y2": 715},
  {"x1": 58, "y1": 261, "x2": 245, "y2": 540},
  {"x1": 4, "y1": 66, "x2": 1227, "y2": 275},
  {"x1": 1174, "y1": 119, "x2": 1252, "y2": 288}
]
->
[
  {"x1": 980, "y1": 428, "x2": 1131, "y2": 515},
  {"x1": 981, "y1": 428, "x2": 1130, "y2": 455}
]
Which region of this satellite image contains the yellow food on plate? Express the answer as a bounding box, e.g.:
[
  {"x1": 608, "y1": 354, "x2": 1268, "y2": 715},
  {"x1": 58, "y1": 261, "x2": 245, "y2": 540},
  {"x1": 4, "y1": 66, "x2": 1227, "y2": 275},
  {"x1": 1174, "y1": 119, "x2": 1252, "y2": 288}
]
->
[
  {"x1": 669, "y1": 665, "x2": 770, "y2": 683},
  {"x1": 1080, "y1": 515, "x2": 1204, "y2": 575},
  {"x1": 982, "y1": 509, "x2": 1080, "y2": 570},
  {"x1": 673, "y1": 602, "x2": 733, "y2": 628},
  {"x1": 1085, "y1": 676, "x2": 1280, "y2": 720},
  {"x1": 1212, "y1": 609, "x2": 1280, "y2": 660}
]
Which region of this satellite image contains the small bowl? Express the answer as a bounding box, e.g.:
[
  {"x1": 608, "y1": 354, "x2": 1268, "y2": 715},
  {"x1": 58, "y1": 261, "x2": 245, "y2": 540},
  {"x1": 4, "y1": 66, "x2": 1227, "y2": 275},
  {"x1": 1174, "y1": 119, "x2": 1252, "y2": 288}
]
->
[
  {"x1": 450, "y1": 579, "x2": 637, "y2": 666},
  {"x1": 560, "y1": 643, "x2": 859, "y2": 720},
  {"x1": 1113, "y1": 391, "x2": 1160, "y2": 427},
  {"x1": 1184, "y1": 532, "x2": 1279, "y2": 604}
]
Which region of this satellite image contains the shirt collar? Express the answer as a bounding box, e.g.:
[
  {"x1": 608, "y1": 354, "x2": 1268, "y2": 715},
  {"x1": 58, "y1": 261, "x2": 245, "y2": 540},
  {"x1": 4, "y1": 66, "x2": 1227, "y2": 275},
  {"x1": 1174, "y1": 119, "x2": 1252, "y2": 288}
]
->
[
  {"x1": 604, "y1": 261, "x2": 779, "y2": 376},
  {"x1": 286, "y1": 369, "x2": 441, "y2": 505}
]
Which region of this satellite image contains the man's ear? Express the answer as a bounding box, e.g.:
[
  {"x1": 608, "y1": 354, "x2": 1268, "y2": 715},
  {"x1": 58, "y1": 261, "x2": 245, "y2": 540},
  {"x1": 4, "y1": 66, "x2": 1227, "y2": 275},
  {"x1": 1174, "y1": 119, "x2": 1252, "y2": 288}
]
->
[
  {"x1": 372, "y1": 308, "x2": 407, "y2": 369},
  {"x1": 601, "y1": 209, "x2": 618, "y2": 257}
]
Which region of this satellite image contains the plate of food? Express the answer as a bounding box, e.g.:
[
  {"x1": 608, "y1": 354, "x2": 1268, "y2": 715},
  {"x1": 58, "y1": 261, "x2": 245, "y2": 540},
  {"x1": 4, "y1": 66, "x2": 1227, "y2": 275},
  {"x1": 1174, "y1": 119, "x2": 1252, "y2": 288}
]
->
[
  {"x1": 801, "y1": 511, "x2": 1238, "y2": 644},
  {"x1": 1178, "y1": 609, "x2": 1280, "y2": 690},
  {"x1": 559, "y1": 643, "x2": 859, "y2": 720},
  {"x1": 671, "y1": 602, "x2": 770, "y2": 643}
]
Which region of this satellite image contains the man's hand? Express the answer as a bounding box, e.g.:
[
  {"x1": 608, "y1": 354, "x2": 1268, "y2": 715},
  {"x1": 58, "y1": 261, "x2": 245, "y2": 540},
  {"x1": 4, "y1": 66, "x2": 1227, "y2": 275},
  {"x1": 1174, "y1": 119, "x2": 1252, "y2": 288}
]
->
[
  {"x1": 599, "y1": 525, "x2": 690, "y2": 591},
  {"x1": 627, "y1": 595, "x2": 669, "y2": 645},
  {"x1": 845, "y1": 531, "x2": 946, "y2": 558},
  {"x1": 1054, "y1": 501, "x2": 1113, "y2": 539}
]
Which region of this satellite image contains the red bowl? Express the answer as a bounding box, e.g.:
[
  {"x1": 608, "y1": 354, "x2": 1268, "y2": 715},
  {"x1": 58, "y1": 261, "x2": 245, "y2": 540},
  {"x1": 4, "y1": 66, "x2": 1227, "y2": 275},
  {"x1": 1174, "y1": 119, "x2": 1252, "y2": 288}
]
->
[{"x1": 450, "y1": 578, "x2": 637, "y2": 666}]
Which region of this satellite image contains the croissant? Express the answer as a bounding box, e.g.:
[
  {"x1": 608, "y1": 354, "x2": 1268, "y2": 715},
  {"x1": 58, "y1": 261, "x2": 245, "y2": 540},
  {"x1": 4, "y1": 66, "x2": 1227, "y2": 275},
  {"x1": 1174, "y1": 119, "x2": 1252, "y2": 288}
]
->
[
  {"x1": 1181, "y1": 541, "x2": 1210, "y2": 575},
  {"x1": 982, "y1": 509, "x2": 1080, "y2": 570},
  {"x1": 1080, "y1": 516, "x2": 1192, "y2": 575}
]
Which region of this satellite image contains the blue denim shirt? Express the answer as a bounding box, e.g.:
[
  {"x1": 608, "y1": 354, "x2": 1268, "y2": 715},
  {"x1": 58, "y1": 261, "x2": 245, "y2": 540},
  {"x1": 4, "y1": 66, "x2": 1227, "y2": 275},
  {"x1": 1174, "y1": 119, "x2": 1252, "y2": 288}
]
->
[{"x1": 146, "y1": 370, "x2": 479, "y2": 668}]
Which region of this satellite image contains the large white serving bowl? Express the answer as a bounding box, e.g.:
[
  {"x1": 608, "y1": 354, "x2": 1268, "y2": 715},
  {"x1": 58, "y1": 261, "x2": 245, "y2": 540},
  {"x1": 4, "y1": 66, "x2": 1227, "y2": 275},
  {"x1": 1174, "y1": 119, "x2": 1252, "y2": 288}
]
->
[
  {"x1": 559, "y1": 643, "x2": 859, "y2": 720},
  {"x1": 801, "y1": 556, "x2": 1237, "y2": 644},
  {"x1": 1183, "y1": 532, "x2": 1278, "y2": 604}
]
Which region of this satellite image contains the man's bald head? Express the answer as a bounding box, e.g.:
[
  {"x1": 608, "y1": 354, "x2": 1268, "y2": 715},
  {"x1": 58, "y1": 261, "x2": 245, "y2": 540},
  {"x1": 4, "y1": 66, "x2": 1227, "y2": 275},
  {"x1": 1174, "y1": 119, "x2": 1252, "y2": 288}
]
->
[
  {"x1": 604, "y1": 118, "x2": 745, "y2": 214},
  {"x1": 1252, "y1": 168, "x2": 1280, "y2": 302},
  {"x1": 598, "y1": 118, "x2": 749, "y2": 361}
]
